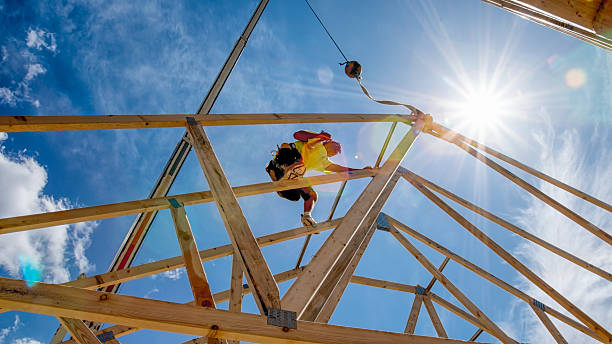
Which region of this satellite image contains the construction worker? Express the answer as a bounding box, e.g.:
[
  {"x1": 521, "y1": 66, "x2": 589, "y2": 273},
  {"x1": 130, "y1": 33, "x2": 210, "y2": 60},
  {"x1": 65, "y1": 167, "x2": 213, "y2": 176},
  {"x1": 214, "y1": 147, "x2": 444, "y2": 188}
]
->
[{"x1": 266, "y1": 130, "x2": 370, "y2": 226}]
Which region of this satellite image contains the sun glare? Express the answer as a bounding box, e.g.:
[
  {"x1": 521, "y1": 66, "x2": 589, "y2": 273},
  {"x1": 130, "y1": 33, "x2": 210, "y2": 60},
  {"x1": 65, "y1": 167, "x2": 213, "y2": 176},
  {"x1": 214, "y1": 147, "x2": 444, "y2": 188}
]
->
[{"x1": 461, "y1": 90, "x2": 504, "y2": 126}]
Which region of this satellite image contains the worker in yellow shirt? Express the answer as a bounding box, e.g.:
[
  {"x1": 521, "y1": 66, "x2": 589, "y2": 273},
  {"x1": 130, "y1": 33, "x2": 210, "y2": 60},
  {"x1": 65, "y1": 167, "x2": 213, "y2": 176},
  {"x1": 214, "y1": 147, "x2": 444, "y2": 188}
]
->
[{"x1": 266, "y1": 130, "x2": 370, "y2": 226}]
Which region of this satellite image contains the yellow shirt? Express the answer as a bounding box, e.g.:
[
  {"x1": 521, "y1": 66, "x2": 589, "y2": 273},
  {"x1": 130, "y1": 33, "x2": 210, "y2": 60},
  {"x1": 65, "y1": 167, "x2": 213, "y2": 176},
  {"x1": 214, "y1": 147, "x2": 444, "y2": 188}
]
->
[{"x1": 294, "y1": 139, "x2": 332, "y2": 172}]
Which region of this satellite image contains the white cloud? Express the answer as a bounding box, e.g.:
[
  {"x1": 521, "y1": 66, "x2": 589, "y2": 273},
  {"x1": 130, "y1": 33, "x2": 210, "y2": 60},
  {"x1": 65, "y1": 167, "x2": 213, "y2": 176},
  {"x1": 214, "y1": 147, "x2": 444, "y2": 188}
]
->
[
  {"x1": 1, "y1": 46, "x2": 7, "y2": 62},
  {"x1": 25, "y1": 28, "x2": 57, "y2": 53},
  {"x1": 0, "y1": 316, "x2": 20, "y2": 343},
  {"x1": 144, "y1": 288, "x2": 159, "y2": 298},
  {"x1": 0, "y1": 88, "x2": 16, "y2": 107},
  {"x1": 510, "y1": 119, "x2": 612, "y2": 343},
  {"x1": 151, "y1": 268, "x2": 184, "y2": 281},
  {"x1": 0, "y1": 135, "x2": 97, "y2": 283},
  {"x1": 23, "y1": 64, "x2": 45, "y2": 82},
  {"x1": 13, "y1": 338, "x2": 42, "y2": 344}
]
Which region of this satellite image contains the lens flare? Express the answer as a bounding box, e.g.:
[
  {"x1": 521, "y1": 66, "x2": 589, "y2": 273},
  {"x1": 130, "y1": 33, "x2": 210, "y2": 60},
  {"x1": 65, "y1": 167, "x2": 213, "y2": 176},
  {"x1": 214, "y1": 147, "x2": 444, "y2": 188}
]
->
[
  {"x1": 19, "y1": 255, "x2": 41, "y2": 287},
  {"x1": 565, "y1": 68, "x2": 586, "y2": 89}
]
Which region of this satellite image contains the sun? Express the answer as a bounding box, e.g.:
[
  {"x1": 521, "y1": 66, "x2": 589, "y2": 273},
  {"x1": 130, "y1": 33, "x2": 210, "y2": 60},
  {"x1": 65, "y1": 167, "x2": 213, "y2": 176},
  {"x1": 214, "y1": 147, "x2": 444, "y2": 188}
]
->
[{"x1": 460, "y1": 89, "x2": 504, "y2": 128}]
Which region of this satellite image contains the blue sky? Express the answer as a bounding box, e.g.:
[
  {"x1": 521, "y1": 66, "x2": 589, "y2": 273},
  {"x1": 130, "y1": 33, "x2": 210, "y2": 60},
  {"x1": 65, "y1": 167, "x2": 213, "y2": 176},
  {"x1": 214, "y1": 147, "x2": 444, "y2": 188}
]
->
[{"x1": 0, "y1": 0, "x2": 610, "y2": 343}]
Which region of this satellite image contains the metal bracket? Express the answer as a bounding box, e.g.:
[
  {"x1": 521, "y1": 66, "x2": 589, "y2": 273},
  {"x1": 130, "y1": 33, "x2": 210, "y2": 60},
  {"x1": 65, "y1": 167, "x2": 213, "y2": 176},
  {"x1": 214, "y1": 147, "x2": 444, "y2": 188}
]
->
[
  {"x1": 96, "y1": 331, "x2": 115, "y2": 342},
  {"x1": 168, "y1": 198, "x2": 182, "y2": 208},
  {"x1": 415, "y1": 286, "x2": 427, "y2": 295},
  {"x1": 376, "y1": 213, "x2": 391, "y2": 231},
  {"x1": 186, "y1": 116, "x2": 198, "y2": 125},
  {"x1": 532, "y1": 299, "x2": 546, "y2": 311},
  {"x1": 267, "y1": 308, "x2": 297, "y2": 329}
]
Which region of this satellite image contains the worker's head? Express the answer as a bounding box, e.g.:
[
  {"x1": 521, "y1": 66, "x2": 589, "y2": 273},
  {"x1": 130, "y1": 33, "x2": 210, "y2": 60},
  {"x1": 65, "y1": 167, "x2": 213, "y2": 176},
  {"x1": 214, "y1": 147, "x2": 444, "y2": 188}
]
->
[{"x1": 323, "y1": 140, "x2": 341, "y2": 157}]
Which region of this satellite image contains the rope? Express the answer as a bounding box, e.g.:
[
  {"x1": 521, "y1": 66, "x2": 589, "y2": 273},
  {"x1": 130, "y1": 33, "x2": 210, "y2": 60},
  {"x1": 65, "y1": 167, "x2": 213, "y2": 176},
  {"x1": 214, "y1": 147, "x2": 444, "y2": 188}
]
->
[
  {"x1": 304, "y1": 0, "x2": 349, "y2": 63},
  {"x1": 356, "y1": 78, "x2": 420, "y2": 115}
]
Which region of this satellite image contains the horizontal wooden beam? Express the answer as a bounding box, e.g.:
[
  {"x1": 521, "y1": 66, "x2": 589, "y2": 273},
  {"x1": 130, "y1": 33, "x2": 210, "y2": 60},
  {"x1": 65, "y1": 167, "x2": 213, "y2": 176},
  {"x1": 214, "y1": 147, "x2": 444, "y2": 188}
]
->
[
  {"x1": 62, "y1": 268, "x2": 305, "y2": 344},
  {"x1": 0, "y1": 170, "x2": 373, "y2": 234},
  {"x1": 0, "y1": 113, "x2": 415, "y2": 132},
  {"x1": 0, "y1": 277, "x2": 475, "y2": 344}
]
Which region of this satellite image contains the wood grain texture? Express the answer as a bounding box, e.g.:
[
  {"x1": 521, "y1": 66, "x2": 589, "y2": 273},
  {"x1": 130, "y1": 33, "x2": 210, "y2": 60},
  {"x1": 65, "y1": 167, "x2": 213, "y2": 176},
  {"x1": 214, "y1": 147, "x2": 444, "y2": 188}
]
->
[
  {"x1": 0, "y1": 277, "x2": 477, "y2": 344},
  {"x1": 0, "y1": 169, "x2": 374, "y2": 234},
  {"x1": 0, "y1": 113, "x2": 415, "y2": 132},
  {"x1": 404, "y1": 295, "x2": 424, "y2": 334},
  {"x1": 282, "y1": 128, "x2": 420, "y2": 316},
  {"x1": 187, "y1": 120, "x2": 280, "y2": 314},
  {"x1": 57, "y1": 318, "x2": 102, "y2": 344},
  {"x1": 423, "y1": 297, "x2": 448, "y2": 338}
]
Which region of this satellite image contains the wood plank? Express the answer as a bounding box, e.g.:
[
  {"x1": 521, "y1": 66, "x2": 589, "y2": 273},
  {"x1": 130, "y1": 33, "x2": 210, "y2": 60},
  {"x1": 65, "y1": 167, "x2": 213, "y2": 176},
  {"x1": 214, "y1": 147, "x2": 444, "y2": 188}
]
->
[
  {"x1": 0, "y1": 277, "x2": 477, "y2": 344},
  {"x1": 0, "y1": 169, "x2": 374, "y2": 234},
  {"x1": 227, "y1": 254, "x2": 243, "y2": 344},
  {"x1": 0, "y1": 113, "x2": 415, "y2": 132},
  {"x1": 304, "y1": 173, "x2": 401, "y2": 322},
  {"x1": 62, "y1": 268, "x2": 304, "y2": 344},
  {"x1": 425, "y1": 258, "x2": 450, "y2": 292},
  {"x1": 429, "y1": 124, "x2": 612, "y2": 213},
  {"x1": 530, "y1": 304, "x2": 568, "y2": 344},
  {"x1": 593, "y1": 0, "x2": 612, "y2": 39},
  {"x1": 282, "y1": 127, "x2": 420, "y2": 317},
  {"x1": 400, "y1": 168, "x2": 612, "y2": 282},
  {"x1": 169, "y1": 205, "x2": 216, "y2": 308},
  {"x1": 402, "y1": 176, "x2": 612, "y2": 342},
  {"x1": 513, "y1": 0, "x2": 603, "y2": 31},
  {"x1": 388, "y1": 226, "x2": 516, "y2": 344},
  {"x1": 423, "y1": 297, "x2": 448, "y2": 338},
  {"x1": 384, "y1": 214, "x2": 605, "y2": 343},
  {"x1": 431, "y1": 130, "x2": 612, "y2": 246},
  {"x1": 57, "y1": 318, "x2": 102, "y2": 344},
  {"x1": 186, "y1": 119, "x2": 280, "y2": 314},
  {"x1": 404, "y1": 294, "x2": 424, "y2": 334}
]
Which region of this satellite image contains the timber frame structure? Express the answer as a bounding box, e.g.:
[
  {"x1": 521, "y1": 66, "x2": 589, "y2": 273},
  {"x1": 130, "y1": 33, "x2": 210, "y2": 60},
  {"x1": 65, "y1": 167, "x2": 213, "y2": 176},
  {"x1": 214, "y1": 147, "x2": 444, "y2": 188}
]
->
[{"x1": 0, "y1": 1, "x2": 611, "y2": 344}]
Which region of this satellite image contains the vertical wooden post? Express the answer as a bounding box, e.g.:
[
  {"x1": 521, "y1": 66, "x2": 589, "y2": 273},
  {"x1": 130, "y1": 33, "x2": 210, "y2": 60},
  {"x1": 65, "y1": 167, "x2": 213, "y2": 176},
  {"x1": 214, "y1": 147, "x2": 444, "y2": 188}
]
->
[
  {"x1": 186, "y1": 118, "x2": 280, "y2": 314},
  {"x1": 227, "y1": 254, "x2": 243, "y2": 344},
  {"x1": 282, "y1": 126, "x2": 421, "y2": 316}
]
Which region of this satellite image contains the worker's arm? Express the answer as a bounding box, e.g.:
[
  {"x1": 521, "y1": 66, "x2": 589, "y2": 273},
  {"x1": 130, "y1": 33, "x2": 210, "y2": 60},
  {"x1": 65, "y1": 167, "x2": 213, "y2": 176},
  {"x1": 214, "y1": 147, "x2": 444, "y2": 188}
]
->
[
  {"x1": 293, "y1": 130, "x2": 331, "y2": 142},
  {"x1": 326, "y1": 163, "x2": 371, "y2": 173}
]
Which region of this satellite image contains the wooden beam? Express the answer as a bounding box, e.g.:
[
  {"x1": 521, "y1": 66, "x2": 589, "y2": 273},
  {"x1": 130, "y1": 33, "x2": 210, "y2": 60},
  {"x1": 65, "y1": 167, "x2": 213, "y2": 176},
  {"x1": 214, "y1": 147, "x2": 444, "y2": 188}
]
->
[
  {"x1": 402, "y1": 175, "x2": 612, "y2": 342},
  {"x1": 0, "y1": 113, "x2": 415, "y2": 132},
  {"x1": 400, "y1": 168, "x2": 612, "y2": 283},
  {"x1": 0, "y1": 169, "x2": 374, "y2": 235},
  {"x1": 425, "y1": 258, "x2": 450, "y2": 292},
  {"x1": 423, "y1": 297, "x2": 448, "y2": 338},
  {"x1": 169, "y1": 204, "x2": 216, "y2": 308},
  {"x1": 430, "y1": 130, "x2": 612, "y2": 246},
  {"x1": 530, "y1": 304, "x2": 568, "y2": 344},
  {"x1": 388, "y1": 225, "x2": 516, "y2": 344},
  {"x1": 186, "y1": 119, "x2": 280, "y2": 314},
  {"x1": 0, "y1": 277, "x2": 478, "y2": 344},
  {"x1": 429, "y1": 124, "x2": 612, "y2": 213},
  {"x1": 404, "y1": 294, "x2": 424, "y2": 334},
  {"x1": 304, "y1": 173, "x2": 401, "y2": 322},
  {"x1": 384, "y1": 214, "x2": 605, "y2": 343},
  {"x1": 57, "y1": 318, "x2": 103, "y2": 344},
  {"x1": 227, "y1": 254, "x2": 243, "y2": 344},
  {"x1": 282, "y1": 127, "x2": 421, "y2": 317},
  {"x1": 62, "y1": 268, "x2": 304, "y2": 344}
]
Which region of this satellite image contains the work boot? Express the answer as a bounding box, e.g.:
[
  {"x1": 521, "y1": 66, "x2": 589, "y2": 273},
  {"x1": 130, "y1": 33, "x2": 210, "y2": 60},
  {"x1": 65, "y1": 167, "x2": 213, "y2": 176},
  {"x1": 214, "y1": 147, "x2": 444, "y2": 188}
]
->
[{"x1": 301, "y1": 213, "x2": 316, "y2": 227}]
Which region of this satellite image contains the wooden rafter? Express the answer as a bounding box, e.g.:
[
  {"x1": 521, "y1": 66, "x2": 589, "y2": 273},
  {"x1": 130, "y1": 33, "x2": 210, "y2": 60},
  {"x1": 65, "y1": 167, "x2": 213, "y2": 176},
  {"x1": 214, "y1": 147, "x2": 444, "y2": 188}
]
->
[
  {"x1": 0, "y1": 113, "x2": 415, "y2": 132},
  {"x1": 0, "y1": 170, "x2": 374, "y2": 234},
  {"x1": 282, "y1": 127, "x2": 421, "y2": 317},
  {"x1": 404, "y1": 294, "x2": 424, "y2": 334},
  {"x1": 186, "y1": 118, "x2": 280, "y2": 314},
  {"x1": 530, "y1": 304, "x2": 568, "y2": 344},
  {"x1": 400, "y1": 168, "x2": 612, "y2": 282},
  {"x1": 384, "y1": 215, "x2": 604, "y2": 343},
  {"x1": 302, "y1": 173, "x2": 401, "y2": 322},
  {"x1": 423, "y1": 297, "x2": 448, "y2": 338},
  {"x1": 402, "y1": 175, "x2": 612, "y2": 342},
  {"x1": 387, "y1": 225, "x2": 516, "y2": 344},
  {"x1": 0, "y1": 277, "x2": 477, "y2": 344}
]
